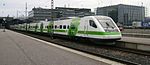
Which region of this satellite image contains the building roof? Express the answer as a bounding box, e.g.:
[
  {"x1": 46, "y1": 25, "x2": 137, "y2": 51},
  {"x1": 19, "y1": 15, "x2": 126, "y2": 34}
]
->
[{"x1": 97, "y1": 4, "x2": 144, "y2": 9}]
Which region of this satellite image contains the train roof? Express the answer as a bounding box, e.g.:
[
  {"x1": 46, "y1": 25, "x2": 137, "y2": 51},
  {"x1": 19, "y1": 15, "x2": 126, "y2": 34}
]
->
[{"x1": 84, "y1": 15, "x2": 111, "y2": 19}]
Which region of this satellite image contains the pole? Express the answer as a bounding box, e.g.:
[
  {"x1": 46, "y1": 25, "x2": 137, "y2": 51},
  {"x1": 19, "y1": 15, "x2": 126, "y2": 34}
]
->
[
  {"x1": 25, "y1": 2, "x2": 28, "y2": 31},
  {"x1": 17, "y1": 11, "x2": 18, "y2": 18},
  {"x1": 3, "y1": 18, "x2": 6, "y2": 32},
  {"x1": 51, "y1": 0, "x2": 54, "y2": 39},
  {"x1": 25, "y1": 2, "x2": 27, "y2": 19}
]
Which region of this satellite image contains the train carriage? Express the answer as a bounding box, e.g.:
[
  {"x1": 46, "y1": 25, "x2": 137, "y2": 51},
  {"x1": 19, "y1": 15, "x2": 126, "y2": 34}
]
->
[
  {"x1": 50, "y1": 16, "x2": 121, "y2": 40},
  {"x1": 11, "y1": 15, "x2": 122, "y2": 44}
]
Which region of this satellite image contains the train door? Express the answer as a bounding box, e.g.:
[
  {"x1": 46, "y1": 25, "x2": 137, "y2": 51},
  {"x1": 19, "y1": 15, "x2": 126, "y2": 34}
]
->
[
  {"x1": 68, "y1": 18, "x2": 81, "y2": 37},
  {"x1": 48, "y1": 22, "x2": 53, "y2": 34},
  {"x1": 84, "y1": 17, "x2": 95, "y2": 37},
  {"x1": 35, "y1": 23, "x2": 38, "y2": 32},
  {"x1": 40, "y1": 23, "x2": 43, "y2": 33},
  {"x1": 87, "y1": 17, "x2": 98, "y2": 37},
  {"x1": 83, "y1": 18, "x2": 88, "y2": 37}
]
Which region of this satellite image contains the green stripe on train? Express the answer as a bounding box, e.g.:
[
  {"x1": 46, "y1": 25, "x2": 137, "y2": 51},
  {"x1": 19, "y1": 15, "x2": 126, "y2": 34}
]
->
[
  {"x1": 54, "y1": 30, "x2": 66, "y2": 32},
  {"x1": 35, "y1": 28, "x2": 121, "y2": 35},
  {"x1": 78, "y1": 31, "x2": 121, "y2": 35},
  {"x1": 52, "y1": 29, "x2": 121, "y2": 35}
]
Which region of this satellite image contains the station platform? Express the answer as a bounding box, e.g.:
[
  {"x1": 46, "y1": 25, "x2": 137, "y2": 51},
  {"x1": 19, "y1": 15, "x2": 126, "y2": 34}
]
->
[
  {"x1": 120, "y1": 36, "x2": 150, "y2": 45},
  {"x1": 0, "y1": 29, "x2": 122, "y2": 65},
  {"x1": 122, "y1": 33, "x2": 150, "y2": 38},
  {"x1": 116, "y1": 36, "x2": 150, "y2": 51}
]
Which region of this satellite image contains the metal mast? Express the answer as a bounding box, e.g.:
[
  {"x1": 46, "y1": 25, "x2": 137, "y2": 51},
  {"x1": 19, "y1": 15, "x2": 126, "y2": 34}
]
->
[
  {"x1": 25, "y1": 2, "x2": 27, "y2": 19},
  {"x1": 51, "y1": 0, "x2": 54, "y2": 39},
  {"x1": 51, "y1": 0, "x2": 54, "y2": 9},
  {"x1": 25, "y1": 2, "x2": 28, "y2": 31}
]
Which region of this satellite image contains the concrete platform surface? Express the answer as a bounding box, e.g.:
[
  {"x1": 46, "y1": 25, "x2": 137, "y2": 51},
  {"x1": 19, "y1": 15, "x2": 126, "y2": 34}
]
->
[{"x1": 0, "y1": 29, "x2": 117, "y2": 65}]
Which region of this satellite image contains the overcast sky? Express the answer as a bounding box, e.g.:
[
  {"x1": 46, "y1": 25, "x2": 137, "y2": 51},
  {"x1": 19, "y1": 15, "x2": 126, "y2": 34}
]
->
[{"x1": 0, "y1": 0, "x2": 150, "y2": 17}]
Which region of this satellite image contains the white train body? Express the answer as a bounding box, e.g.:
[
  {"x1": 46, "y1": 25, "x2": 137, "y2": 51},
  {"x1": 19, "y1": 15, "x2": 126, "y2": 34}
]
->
[
  {"x1": 11, "y1": 16, "x2": 122, "y2": 43},
  {"x1": 53, "y1": 16, "x2": 121, "y2": 40}
]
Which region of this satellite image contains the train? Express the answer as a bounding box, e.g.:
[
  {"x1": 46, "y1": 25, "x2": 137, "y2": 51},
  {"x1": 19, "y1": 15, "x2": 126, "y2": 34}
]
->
[
  {"x1": 132, "y1": 21, "x2": 150, "y2": 28},
  {"x1": 10, "y1": 16, "x2": 122, "y2": 44}
]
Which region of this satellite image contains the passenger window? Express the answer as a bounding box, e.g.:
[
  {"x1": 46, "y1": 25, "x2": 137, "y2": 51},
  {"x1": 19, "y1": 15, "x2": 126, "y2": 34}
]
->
[
  {"x1": 55, "y1": 25, "x2": 57, "y2": 29},
  {"x1": 49, "y1": 25, "x2": 52, "y2": 28},
  {"x1": 52, "y1": 26, "x2": 54, "y2": 29},
  {"x1": 37, "y1": 26, "x2": 39, "y2": 28},
  {"x1": 60, "y1": 25, "x2": 62, "y2": 29},
  {"x1": 70, "y1": 25, "x2": 75, "y2": 29},
  {"x1": 89, "y1": 20, "x2": 97, "y2": 28},
  {"x1": 63, "y1": 25, "x2": 66, "y2": 29},
  {"x1": 67, "y1": 25, "x2": 69, "y2": 29}
]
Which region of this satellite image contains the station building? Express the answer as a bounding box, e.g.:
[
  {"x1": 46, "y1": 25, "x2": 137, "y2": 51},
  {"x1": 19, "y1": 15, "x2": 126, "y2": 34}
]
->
[
  {"x1": 55, "y1": 7, "x2": 93, "y2": 17},
  {"x1": 28, "y1": 7, "x2": 93, "y2": 22},
  {"x1": 96, "y1": 4, "x2": 145, "y2": 26},
  {"x1": 28, "y1": 7, "x2": 60, "y2": 22}
]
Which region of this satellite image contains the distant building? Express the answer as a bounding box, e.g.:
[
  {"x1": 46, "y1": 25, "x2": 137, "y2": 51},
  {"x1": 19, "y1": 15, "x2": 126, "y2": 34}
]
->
[
  {"x1": 28, "y1": 7, "x2": 93, "y2": 22},
  {"x1": 0, "y1": 17, "x2": 13, "y2": 22},
  {"x1": 28, "y1": 7, "x2": 60, "y2": 22},
  {"x1": 96, "y1": 4, "x2": 145, "y2": 26},
  {"x1": 0, "y1": 17, "x2": 13, "y2": 28},
  {"x1": 56, "y1": 7, "x2": 93, "y2": 17}
]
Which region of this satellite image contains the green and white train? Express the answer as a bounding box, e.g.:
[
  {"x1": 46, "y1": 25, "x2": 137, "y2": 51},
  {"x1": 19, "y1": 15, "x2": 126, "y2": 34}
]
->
[{"x1": 11, "y1": 16, "x2": 122, "y2": 44}]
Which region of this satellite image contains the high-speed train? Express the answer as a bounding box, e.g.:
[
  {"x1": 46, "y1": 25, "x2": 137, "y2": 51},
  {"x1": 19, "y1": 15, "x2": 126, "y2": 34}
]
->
[{"x1": 10, "y1": 16, "x2": 122, "y2": 44}]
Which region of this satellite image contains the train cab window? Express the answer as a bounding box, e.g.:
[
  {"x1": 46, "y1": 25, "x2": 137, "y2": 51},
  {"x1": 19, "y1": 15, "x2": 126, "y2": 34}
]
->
[
  {"x1": 60, "y1": 25, "x2": 62, "y2": 29},
  {"x1": 63, "y1": 25, "x2": 66, "y2": 29},
  {"x1": 89, "y1": 20, "x2": 97, "y2": 28}
]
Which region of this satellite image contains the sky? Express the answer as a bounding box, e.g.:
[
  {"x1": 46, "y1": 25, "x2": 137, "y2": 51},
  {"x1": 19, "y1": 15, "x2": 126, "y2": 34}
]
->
[{"x1": 0, "y1": 0, "x2": 150, "y2": 17}]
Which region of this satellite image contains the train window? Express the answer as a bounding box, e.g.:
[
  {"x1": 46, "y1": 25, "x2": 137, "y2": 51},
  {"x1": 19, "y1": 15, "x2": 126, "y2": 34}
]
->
[
  {"x1": 37, "y1": 26, "x2": 39, "y2": 28},
  {"x1": 70, "y1": 25, "x2": 75, "y2": 29},
  {"x1": 89, "y1": 20, "x2": 97, "y2": 28},
  {"x1": 55, "y1": 25, "x2": 57, "y2": 29},
  {"x1": 67, "y1": 25, "x2": 69, "y2": 29},
  {"x1": 63, "y1": 25, "x2": 66, "y2": 29},
  {"x1": 52, "y1": 25, "x2": 54, "y2": 29},
  {"x1": 60, "y1": 25, "x2": 62, "y2": 29}
]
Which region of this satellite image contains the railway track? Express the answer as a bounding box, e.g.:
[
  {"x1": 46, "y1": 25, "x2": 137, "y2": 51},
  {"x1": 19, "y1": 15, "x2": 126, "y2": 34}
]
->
[{"x1": 13, "y1": 29, "x2": 150, "y2": 65}]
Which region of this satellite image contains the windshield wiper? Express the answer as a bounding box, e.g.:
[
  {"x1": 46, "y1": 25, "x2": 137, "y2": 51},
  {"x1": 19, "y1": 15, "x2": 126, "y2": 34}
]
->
[{"x1": 106, "y1": 22, "x2": 114, "y2": 29}]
